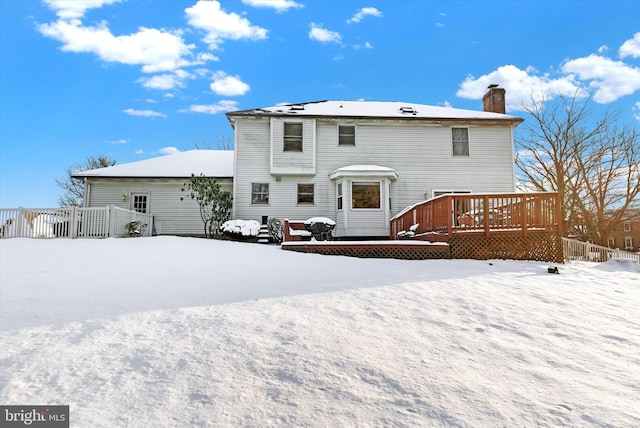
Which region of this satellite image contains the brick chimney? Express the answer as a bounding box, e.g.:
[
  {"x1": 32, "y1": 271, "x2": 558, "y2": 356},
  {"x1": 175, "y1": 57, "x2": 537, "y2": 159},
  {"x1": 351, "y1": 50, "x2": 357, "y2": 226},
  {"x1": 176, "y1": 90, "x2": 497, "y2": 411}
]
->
[{"x1": 482, "y1": 84, "x2": 506, "y2": 114}]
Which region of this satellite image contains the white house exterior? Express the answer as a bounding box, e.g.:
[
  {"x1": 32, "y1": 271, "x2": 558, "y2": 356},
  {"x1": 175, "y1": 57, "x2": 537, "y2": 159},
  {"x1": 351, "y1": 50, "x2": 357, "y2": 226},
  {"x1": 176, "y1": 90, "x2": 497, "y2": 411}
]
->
[
  {"x1": 73, "y1": 150, "x2": 233, "y2": 236},
  {"x1": 227, "y1": 87, "x2": 524, "y2": 238}
]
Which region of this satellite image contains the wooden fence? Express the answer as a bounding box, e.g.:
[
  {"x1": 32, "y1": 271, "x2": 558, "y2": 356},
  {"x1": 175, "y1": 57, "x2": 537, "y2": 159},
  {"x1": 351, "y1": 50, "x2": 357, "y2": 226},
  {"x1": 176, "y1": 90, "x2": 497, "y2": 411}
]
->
[
  {"x1": 0, "y1": 206, "x2": 153, "y2": 239},
  {"x1": 562, "y1": 237, "x2": 640, "y2": 264}
]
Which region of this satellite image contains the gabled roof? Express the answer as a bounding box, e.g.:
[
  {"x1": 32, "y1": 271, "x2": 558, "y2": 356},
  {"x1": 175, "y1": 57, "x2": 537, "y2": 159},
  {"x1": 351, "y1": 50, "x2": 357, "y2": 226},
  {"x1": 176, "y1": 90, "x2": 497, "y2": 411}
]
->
[
  {"x1": 226, "y1": 100, "x2": 523, "y2": 124},
  {"x1": 72, "y1": 150, "x2": 234, "y2": 178}
]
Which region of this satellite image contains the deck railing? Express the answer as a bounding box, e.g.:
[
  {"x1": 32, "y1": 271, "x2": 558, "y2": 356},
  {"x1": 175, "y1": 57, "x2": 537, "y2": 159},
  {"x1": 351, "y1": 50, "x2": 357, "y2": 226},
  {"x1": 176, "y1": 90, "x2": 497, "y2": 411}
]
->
[
  {"x1": 562, "y1": 237, "x2": 640, "y2": 264},
  {"x1": 0, "y1": 206, "x2": 153, "y2": 239},
  {"x1": 390, "y1": 192, "x2": 562, "y2": 240}
]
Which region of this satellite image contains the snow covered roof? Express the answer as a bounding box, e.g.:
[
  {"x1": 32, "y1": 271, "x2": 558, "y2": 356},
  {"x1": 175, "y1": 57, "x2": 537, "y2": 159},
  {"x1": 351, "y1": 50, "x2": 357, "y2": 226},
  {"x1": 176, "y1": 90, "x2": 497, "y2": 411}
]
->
[
  {"x1": 329, "y1": 165, "x2": 398, "y2": 180},
  {"x1": 227, "y1": 100, "x2": 523, "y2": 124},
  {"x1": 72, "y1": 150, "x2": 234, "y2": 178}
]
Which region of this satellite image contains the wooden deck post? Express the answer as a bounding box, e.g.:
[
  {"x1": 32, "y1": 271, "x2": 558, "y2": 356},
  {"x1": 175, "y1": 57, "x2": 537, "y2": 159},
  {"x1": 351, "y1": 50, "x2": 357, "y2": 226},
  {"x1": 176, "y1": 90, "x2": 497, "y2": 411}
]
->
[
  {"x1": 484, "y1": 195, "x2": 490, "y2": 237},
  {"x1": 522, "y1": 196, "x2": 528, "y2": 236}
]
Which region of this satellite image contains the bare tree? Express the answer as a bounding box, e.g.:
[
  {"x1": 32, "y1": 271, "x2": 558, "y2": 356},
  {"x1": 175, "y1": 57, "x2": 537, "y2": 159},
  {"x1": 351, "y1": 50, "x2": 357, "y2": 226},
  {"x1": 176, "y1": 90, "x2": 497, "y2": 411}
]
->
[
  {"x1": 56, "y1": 155, "x2": 116, "y2": 207},
  {"x1": 193, "y1": 135, "x2": 234, "y2": 150},
  {"x1": 570, "y1": 124, "x2": 639, "y2": 244},
  {"x1": 515, "y1": 93, "x2": 638, "y2": 245}
]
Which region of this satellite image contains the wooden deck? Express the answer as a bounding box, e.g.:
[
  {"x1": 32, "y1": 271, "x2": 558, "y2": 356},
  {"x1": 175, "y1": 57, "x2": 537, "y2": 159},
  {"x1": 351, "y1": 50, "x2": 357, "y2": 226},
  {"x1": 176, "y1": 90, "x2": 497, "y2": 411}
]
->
[
  {"x1": 281, "y1": 240, "x2": 451, "y2": 260},
  {"x1": 390, "y1": 192, "x2": 562, "y2": 240},
  {"x1": 281, "y1": 192, "x2": 564, "y2": 262}
]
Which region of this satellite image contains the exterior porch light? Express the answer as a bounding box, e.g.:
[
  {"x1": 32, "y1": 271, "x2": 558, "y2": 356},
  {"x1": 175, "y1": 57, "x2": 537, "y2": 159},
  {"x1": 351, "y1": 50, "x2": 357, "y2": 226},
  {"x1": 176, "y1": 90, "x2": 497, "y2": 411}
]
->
[{"x1": 121, "y1": 193, "x2": 128, "y2": 202}]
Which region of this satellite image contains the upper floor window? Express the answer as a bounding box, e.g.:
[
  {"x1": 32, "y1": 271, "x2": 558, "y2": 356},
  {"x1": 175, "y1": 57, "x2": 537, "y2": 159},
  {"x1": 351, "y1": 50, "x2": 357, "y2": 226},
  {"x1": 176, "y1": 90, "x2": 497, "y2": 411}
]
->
[
  {"x1": 624, "y1": 222, "x2": 631, "y2": 232},
  {"x1": 251, "y1": 183, "x2": 269, "y2": 204},
  {"x1": 452, "y1": 127, "x2": 469, "y2": 156},
  {"x1": 283, "y1": 122, "x2": 303, "y2": 152},
  {"x1": 352, "y1": 182, "x2": 380, "y2": 209},
  {"x1": 297, "y1": 184, "x2": 314, "y2": 204},
  {"x1": 338, "y1": 125, "x2": 355, "y2": 145}
]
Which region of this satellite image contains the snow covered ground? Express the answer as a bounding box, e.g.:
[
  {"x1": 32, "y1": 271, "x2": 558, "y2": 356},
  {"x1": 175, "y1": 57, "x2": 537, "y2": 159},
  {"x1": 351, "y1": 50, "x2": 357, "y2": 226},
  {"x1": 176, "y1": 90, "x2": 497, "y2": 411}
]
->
[{"x1": 0, "y1": 236, "x2": 638, "y2": 427}]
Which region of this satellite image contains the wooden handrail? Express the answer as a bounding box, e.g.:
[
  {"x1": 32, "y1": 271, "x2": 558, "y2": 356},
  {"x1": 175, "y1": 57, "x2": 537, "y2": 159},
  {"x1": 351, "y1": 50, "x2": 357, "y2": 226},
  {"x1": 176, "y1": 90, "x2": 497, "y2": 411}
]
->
[{"x1": 390, "y1": 192, "x2": 561, "y2": 240}]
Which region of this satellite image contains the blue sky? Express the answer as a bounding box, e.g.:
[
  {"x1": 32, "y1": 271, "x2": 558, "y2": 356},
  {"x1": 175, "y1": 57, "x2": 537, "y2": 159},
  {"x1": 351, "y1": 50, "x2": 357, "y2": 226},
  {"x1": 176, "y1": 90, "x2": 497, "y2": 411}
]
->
[{"x1": 1, "y1": 0, "x2": 639, "y2": 208}]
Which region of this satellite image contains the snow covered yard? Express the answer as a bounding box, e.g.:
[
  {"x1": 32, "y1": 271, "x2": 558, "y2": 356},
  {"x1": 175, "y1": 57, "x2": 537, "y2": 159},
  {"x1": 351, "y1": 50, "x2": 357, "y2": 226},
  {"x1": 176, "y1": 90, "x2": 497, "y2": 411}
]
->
[{"x1": 0, "y1": 237, "x2": 638, "y2": 427}]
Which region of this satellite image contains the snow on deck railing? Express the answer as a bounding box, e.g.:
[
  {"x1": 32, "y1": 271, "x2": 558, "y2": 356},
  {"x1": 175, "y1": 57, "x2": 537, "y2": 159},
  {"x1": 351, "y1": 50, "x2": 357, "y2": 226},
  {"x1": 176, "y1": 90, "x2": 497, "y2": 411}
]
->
[
  {"x1": 562, "y1": 238, "x2": 639, "y2": 264},
  {"x1": 390, "y1": 192, "x2": 562, "y2": 239},
  {"x1": 0, "y1": 206, "x2": 153, "y2": 239}
]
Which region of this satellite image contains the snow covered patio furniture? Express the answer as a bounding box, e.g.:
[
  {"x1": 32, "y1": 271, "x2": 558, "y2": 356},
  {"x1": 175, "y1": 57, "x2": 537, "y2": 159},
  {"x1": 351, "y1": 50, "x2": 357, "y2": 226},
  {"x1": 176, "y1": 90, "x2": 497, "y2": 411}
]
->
[{"x1": 304, "y1": 217, "x2": 336, "y2": 241}]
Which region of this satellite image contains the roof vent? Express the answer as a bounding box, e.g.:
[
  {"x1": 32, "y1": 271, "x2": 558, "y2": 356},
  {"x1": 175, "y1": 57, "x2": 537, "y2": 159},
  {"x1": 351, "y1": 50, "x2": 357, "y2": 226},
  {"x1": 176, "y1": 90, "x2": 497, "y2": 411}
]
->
[
  {"x1": 289, "y1": 104, "x2": 305, "y2": 111},
  {"x1": 400, "y1": 106, "x2": 417, "y2": 115}
]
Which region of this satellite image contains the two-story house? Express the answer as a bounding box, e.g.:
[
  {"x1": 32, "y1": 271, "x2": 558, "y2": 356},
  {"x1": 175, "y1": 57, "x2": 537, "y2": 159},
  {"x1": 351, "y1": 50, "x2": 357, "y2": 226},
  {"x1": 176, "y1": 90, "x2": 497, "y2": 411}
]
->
[{"x1": 226, "y1": 86, "x2": 524, "y2": 238}]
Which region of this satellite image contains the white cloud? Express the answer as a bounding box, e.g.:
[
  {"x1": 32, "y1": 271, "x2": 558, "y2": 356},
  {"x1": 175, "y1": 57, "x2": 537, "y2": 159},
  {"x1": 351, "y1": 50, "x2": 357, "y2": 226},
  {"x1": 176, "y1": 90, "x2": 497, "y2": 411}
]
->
[
  {"x1": 561, "y1": 54, "x2": 640, "y2": 103},
  {"x1": 457, "y1": 64, "x2": 585, "y2": 111},
  {"x1": 435, "y1": 22, "x2": 445, "y2": 28},
  {"x1": 108, "y1": 139, "x2": 128, "y2": 145},
  {"x1": 347, "y1": 7, "x2": 383, "y2": 24},
  {"x1": 189, "y1": 101, "x2": 239, "y2": 115},
  {"x1": 309, "y1": 23, "x2": 341, "y2": 44},
  {"x1": 185, "y1": 0, "x2": 267, "y2": 50},
  {"x1": 38, "y1": 19, "x2": 193, "y2": 73},
  {"x1": 209, "y1": 71, "x2": 250, "y2": 96},
  {"x1": 134, "y1": 149, "x2": 144, "y2": 155},
  {"x1": 353, "y1": 42, "x2": 373, "y2": 50},
  {"x1": 619, "y1": 32, "x2": 640, "y2": 59},
  {"x1": 158, "y1": 147, "x2": 179, "y2": 155},
  {"x1": 43, "y1": 0, "x2": 123, "y2": 19},
  {"x1": 139, "y1": 73, "x2": 187, "y2": 90},
  {"x1": 241, "y1": 0, "x2": 303, "y2": 12},
  {"x1": 457, "y1": 33, "x2": 640, "y2": 109},
  {"x1": 634, "y1": 102, "x2": 640, "y2": 121},
  {"x1": 123, "y1": 108, "x2": 166, "y2": 118}
]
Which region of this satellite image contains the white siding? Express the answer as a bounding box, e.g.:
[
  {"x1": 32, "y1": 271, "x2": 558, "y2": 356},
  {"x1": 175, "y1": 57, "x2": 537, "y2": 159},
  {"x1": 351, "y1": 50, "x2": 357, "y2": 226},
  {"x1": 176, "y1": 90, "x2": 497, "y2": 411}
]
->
[
  {"x1": 270, "y1": 118, "x2": 316, "y2": 175},
  {"x1": 234, "y1": 117, "x2": 517, "y2": 237},
  {"x1": 86, "y1": 178, "x2": 232, "y2": 236}
]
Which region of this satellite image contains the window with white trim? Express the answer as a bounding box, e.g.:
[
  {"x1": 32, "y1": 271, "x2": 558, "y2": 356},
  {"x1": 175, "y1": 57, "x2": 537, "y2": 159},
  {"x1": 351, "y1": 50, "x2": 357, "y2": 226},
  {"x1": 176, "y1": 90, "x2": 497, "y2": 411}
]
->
[
  {"x1": 337, "y1": 182, "x2": 343, "y2": 210},
  {"x1": 452, "y1": 127, "x2": 469, "y2": 156},
  {"x1": 607, "y1": 237, "x2": 615, "y2": 248},
  {"x1": 131, "y1": 193, "x2": 149, "y2": 213},
  {"x1": 297, "y1": 184, "x2": 314, "y2": 204},
  {"x1": 352, "y1": 182, "x2": 380, "y2": 209},
  {"x1": 624, "y1": 222, "x2": 631, "y2": 232},
  {"x1": 251, "y1": 183, "x2": 269, "y2": 204},
  {"x1": 338, "y1": 125, "x2": 355, "y2": 145},
  {"x1": 283, "y1": 122, "x2": 303, "y2": 152},
  {"x1": 624, "y1": 236, "x2": 633, "y2": 249}
]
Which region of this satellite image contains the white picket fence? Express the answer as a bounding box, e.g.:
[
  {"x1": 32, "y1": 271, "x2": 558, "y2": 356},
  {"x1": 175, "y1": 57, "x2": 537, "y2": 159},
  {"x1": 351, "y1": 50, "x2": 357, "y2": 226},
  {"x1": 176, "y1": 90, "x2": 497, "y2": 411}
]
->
[
  {"x1": 562, "y1": 237, "x2": 640, "y2": 264},
  {"x1": 0, "y1": 206, "x2": 153, "y2": 239}
]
